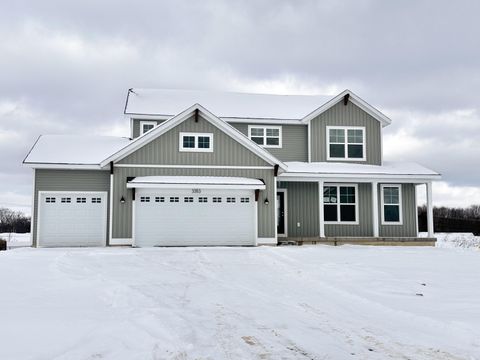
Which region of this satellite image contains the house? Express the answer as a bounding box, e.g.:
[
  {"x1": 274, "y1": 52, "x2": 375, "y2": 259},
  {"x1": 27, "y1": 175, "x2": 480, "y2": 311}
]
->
[{"x1": 23, "y1": 89, "x2": 441, "y2": 247}]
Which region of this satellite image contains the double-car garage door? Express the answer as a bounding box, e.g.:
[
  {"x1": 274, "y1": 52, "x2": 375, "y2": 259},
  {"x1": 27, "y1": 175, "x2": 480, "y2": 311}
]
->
[{"x1": 134, "y1": 189, "x2": 256, "y2": 246}]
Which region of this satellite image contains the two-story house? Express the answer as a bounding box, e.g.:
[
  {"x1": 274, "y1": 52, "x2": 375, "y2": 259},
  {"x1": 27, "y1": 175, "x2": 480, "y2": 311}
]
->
[{"x1": 23, "y1": 89, "x2": 440, "y2": 247}]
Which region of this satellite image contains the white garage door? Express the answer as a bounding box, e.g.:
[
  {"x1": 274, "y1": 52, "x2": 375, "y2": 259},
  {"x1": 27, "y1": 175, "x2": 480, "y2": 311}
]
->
[
  {"x1": 38, "y1": 192, "x2": 107, "y2": 247},
  {"x1": 134, "y1": 189, "x2": 256, "y2": 247}
]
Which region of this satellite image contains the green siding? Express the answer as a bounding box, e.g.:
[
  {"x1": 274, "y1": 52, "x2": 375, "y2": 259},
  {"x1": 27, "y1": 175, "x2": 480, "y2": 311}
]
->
[
  {"x1": 132, "y1": 119, "x2": 165, "y2": 138},
  {"x1": 310, "y1": 101, "x2": 382, "y2": 165},
  {"x1": 379, "y1": 183, "x2": 417, "y2": 237},
  {"x1": 230, "y1": 123, "x2": 308, "y2": 162},
  {"x1": 120, "y1": 115, "x2": 270, "y2": 167},
  {"x1": 32, "y1": 169, "x2": 110, "y2": 246},
  {"x1": 112, "y1": 167, "x2": 275, "y2": 239}
]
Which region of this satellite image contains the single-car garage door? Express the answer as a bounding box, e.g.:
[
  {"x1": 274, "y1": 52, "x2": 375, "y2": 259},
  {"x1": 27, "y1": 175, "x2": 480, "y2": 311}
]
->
[
  {"x1": 37, "y1": 192, "x2": 107, "y2": 247},
  {"x1": 134, "y1": 188, "x2": 256, "y2": 247}
]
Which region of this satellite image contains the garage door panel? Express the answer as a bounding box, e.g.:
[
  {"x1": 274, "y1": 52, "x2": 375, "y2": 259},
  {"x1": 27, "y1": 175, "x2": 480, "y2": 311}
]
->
[
  {"x1": 135, "y1": 189, "x2": 256, "y2": 247},
  {"x1": 38, "y1": 192, "x2": 107, "y2": 247}
]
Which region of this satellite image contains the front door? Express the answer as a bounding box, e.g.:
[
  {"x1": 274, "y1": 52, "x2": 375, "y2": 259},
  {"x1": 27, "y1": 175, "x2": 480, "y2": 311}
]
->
[{"x1": 277, "y1": 190, "x2": 286, "y2": 236}]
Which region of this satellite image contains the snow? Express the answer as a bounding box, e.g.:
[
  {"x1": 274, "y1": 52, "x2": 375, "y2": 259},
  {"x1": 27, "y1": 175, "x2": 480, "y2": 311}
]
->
[
  {"x1": 125, "y1": 88, "x2": 332, "y2": 120},
  {"x1": 421, "y1": 232, "x2": 480, "y2": 249},
  {"x1": 0, "y1": 232, "x2": 31, "y2": 248},
  {"x1": 282, "y1": 161, "x2": 441, "y2": 179},
  {"x1": 23, "y1": 135, "x2": 131, "y2": 166},
  {"x1": 0, "y1": 246, "x2": 479, "y2": 359},
  {"x1": 128, "y1": 176, "x2": 266, "y2": 188}
]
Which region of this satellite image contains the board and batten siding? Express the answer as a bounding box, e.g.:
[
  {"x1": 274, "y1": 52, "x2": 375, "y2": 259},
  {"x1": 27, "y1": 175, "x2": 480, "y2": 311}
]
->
[
  {"x1": 112, "y1": 167, "x2": 275, "y2": 240},
  {"x1": 378, "y1": 183, "x2": 417, "y2": 237},
  {"x1": 132, "y1": 119, "x2": 165, "y2": 138},
  {"x1": 32, "y1": 169, "x2": 111, "y2": 246},
  {"x1": 310, "y1": 101, "x2": 382, "y2": 165},
  {"x1": 230, "y1": 123, "x2": 308, "y2": 162},
  {"x1": 120, "y1": 115, "x2": 270, "y2": 167}
]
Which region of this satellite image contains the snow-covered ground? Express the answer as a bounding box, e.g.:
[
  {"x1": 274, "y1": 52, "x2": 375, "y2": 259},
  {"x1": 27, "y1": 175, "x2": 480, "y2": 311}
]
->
[
  {"x1": 0, "y1": 232, "x2": 31, "y2": 248},
  {"x1": 429, "y1": 232, "x2": 480, "y2": 249},
  {"x1": 0, "y1": 246, "x2": 479, "y2": 359}
]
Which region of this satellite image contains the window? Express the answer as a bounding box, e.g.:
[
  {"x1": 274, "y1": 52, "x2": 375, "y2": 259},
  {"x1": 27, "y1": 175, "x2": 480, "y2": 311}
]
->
[
  {"x1": 140, "y1": 121, "x2": 157, "y2": 135},
  {"x1": 248, "y1": 126, "x2": 282, "y2": 148},
  {"x1": 61, "y1": 197, "x2": 71, "y2": 203},
  {"x1": 76, "y1": 197, "x2": 86, "y2": 203},
  {"x1": 169, "y1": 197, "x2": 179, "y2": 203},
  {"x1": 213, "y1": 197, "x2": 222, "y2": 203},
  {"x1": 226, "y1": 197, "x2": 236, "y2": 203},
  {"x1": 184, "y1": 197, "x2": 194, "y2": 203},
  {"x1": 45, "y1": 197, "x2": 56, "y2": 203},
  {"x1": 155, "y1": 197, "x2": 165, "y2": 203},
  {"x1": 327, "y1": 126, "x2": 365, "y2": 161},
  {"x1": 179, "y1": 132, "x2": 213, "y2": 152},
  {"x1": 240, "y1": 197, "x2": 250, "y2": 203},
  {"x1": 91, "y1": 197, "x2": 101, "y2": 203},
  {"x1": 198, "y1": 197, "x2": 208, "y2": 203},
  {"x1": 323, "y1": 185, "x2": 358, "y2": 223},
  {"x1": 140, "y1": 196, "x2": 150, "y2": 203},
  {"x1": 381, "y1": 185, "x2": 402, "y2": 224}
]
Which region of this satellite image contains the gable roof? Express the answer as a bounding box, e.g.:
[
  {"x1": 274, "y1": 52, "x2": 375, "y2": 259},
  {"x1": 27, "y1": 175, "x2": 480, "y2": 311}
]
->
[
  {"x1": 124, "y1": 88, "x2": 391, "y2": 127},
  {"x1": 101, "y1": 103, "x2": 287, "y2": 170}
]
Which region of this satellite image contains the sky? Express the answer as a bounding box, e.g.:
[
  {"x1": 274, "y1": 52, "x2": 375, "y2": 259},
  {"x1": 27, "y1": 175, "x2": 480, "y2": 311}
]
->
[{"x1": 0, "y1": 0, "x2": 479, "y2": 215}]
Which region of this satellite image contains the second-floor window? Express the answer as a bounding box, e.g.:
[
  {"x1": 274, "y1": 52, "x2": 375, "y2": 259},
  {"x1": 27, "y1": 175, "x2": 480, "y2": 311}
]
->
[
  {"x1": 179, "y1": 132, "x2": 213, "y2": 152},
  {"x1": 327, "y1": 126, "x2": 365, "y2": 161},
  {"x1": 140, "y1": 121, "x2": 157, "y2": 135},
  {"x1": 248, "y1": 126, "x2": 282, "y2": 148}
]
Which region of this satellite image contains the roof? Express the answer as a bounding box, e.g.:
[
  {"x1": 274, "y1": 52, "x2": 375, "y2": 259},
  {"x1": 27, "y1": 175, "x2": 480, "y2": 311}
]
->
[
  {"x1": 280, "y1": 161, "x2": 441, "y2": 181},
  {"x1": 102, "y1": 103, "x2": 287, "y2": 170},
  {"x1": 126, "y1": 176, "x2": 266, "y2": 190},
  {"x1": 23, "y1": 135, "x2": 131, "y2": 169}
]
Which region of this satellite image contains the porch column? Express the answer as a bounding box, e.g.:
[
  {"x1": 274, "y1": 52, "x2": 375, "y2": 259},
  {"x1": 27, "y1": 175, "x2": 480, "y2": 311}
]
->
[
  {"x1": 371, "y1": 181, "x2": 379, "y2": 237},
  {"x1": 318, "y1": 180, "x2": 325, "y2": 238},
  {"x1": 426, "y1": 181, "x2": 434, "y2": 237}
]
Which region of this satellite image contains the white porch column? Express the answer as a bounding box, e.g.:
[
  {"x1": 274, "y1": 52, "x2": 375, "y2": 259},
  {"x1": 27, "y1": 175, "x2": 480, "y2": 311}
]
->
[
  {"x1": 318, "y1": 180, "x2": 325, "y2": 238},
  {"x1": 371, "y1": 181, "x2": 379, "y2": 237},
  {"x1": 426, "y1": 181, "x2": 434, "y2": 237}
]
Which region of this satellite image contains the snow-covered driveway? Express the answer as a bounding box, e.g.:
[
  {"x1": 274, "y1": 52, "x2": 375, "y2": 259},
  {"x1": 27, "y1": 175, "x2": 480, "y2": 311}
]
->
[{"x1": 0, "y1": 246, "x2": 479, "y2": 360}]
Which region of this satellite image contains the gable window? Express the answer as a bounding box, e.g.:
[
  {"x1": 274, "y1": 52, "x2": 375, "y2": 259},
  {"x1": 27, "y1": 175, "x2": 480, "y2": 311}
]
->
[
  {"x1": 140, "y1": 121, "x2": 157, "y2": 135},
  {"x1": 323, "y1": 184, "x2": 358, "y2": 224},
  {"x1": 327, "y1": 126, "x2": 365, "y2": 161},
  {"x1": 381, "y1": 185, "x2": 402, "y2": 224},
  {"x1": 248, "y1": 126, "x2": 282, "y2": 148},
  {"x1": 179, "y1": 132, "x2": 213, "y2": 152}
]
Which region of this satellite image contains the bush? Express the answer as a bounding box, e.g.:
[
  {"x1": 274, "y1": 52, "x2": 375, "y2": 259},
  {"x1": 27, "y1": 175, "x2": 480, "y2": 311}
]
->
[{"x1": 0, "y1": 238, "x2": 6, "y2": 251}]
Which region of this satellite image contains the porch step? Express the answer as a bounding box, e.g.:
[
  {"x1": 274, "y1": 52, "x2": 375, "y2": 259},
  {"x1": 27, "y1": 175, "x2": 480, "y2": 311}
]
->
[{"x1": 281, "y1": 237, "x2": 437, "y2": 247}]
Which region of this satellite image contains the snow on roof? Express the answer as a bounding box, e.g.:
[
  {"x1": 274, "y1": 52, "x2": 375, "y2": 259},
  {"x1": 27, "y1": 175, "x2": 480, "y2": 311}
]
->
[
  {"x1": 24, "y1": 135, "x2": 131, "y2": 167},
  {"x1": 127, "y1": 176, "x2": 266, "y2": 189},
  {"x1": 125, "y1": 88, "x2": 332, "y2": 120},
  {"x1": 281, "y1": 161, "x2": 441, "y2": 179}
]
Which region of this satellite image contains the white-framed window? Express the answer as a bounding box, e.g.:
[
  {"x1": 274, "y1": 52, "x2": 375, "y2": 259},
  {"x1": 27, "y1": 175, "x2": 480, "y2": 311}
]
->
[
  {"x1": 240, "y1": 197, "x2": 250, "y2": 203},
  {"x1": 140, "y1": 121, "x2": 157, "y2": 135},
  {"x1": 326, "y1": 126, "x2": 366, "y2": 161},
  {"x1": 248, "y1": 125, "x2": 282, "y2": 148},
  {"x1": 91, "y1": 197, "x2": 102, "y2": 203},
  {"x1": 184, "y1": 197, "x2": 194, "y2": 203},
  {"x1": 323, "y1": 184, "x2": 359, "y2": 224},
  {"x1": 140, "y1": 196, "x2": 150, "y2": 203},
  {"x1": 76, "y1": 197, "x2": 86, "y2": 203},
  {"x1": 381, "y1": 184, "x2": 403, "y2": 225},
  {"x1": 61, "y1": 197, "x2": 71, "y2": 203},
  {"x1": 45, "y1": 197, "x2": 56, "y2": 203},
  {"x1": 179, "y1": 132, "x2": 213, "y2": 152},
  {"x1": 226, "y1": 197, "x2": 236, "y2": 203},
  {"x1": 213, "y1": 197, "x2": 222, "y2": 203},
  {"x1": 155, "y1": 196, "x2": 165, "y2": 203},
  {"x1": 169, "y1": 197, "x2": 179, "y2": 203},
  {"x1": 198, "y1": 197, "x2": 208, "y2": 203}
]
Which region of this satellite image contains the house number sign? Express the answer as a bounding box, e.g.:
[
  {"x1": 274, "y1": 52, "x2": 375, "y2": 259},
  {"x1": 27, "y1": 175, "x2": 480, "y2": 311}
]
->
[{"x1": 192, "y1": 189, "x2": 201, "y2": 194}]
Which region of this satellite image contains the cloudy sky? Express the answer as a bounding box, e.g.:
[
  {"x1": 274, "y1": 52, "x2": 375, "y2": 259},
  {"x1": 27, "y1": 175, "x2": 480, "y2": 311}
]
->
[{"x1": 1, "y1": 0, "x2": 479, "y2": 215}]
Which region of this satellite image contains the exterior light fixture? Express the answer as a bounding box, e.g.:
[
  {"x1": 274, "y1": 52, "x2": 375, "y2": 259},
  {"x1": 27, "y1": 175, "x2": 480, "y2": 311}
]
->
[
  {"x1": 120, "y1": 196, "x2": 126, "y2": 204},
  {"x1": 264, "y1": 198, "x2": 269, "y2": 205}
]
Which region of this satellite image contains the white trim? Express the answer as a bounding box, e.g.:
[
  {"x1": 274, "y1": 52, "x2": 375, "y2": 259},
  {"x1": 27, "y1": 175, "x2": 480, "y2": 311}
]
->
[
  {"x1": 31, "y1": 169, "x2": 36, "y2": 247},
  {"x1": 128, "y1": 114, "x2": 171, "y2": 121},
  {"x1": 36, "y1": 191, "x2": 108, "y2": 247},
  {"x1": 254, "y1": 200, "x2": 258, "y2": 246},
  {"x1": 257, "y1": 237, "x2": 277, "y2": 245},
  {"x1": 132, "y1": 197, "x2": 136, "y2": 247},
  {"x1": 323, "y1": 183, "x2": 359, "y2": 225},
  {"x1": 247, "y1": 125, "x2": 282, "y2": 148},
  {"x1": 227, "y1": 118, "x2": 303, "y2": 125},
  {"x1": 302, "y1": 89, "x2": 392, "y2": 127},
  {"x1": 414, "y1": 184, "x2": 419, "y2": 236},
  {"x1": 277, "y1": 188, "x2": 288, "y2": 237},
  {"x1": 318, "y1": 181, "x2": 325, "y2": 237},
  {"x1": 426, "y1": 181, "x2": 434, "y2": 237},
  {"x1": 371, "y1": 181, "x2": 379, "y2": 236},
  {"x1": 130, "y1": 117, "x2": 134, "y2": 139},
  {"x1": 101, "y1": 104, "x2": 287, "y2": 170},
  {"x1": 127, "y1": 183, "x2": 265, "y2": 190},
  {"x1": 307, "y1": 122, "x2": 311, "y2": 162},
  {"x1": 110, "y1": 238, "x2": 133, "y2": 246},
  {"x1": 278, "y1": 174, "x2": 441, "y2": 182},
  {"x1": 179, "y1": 132, "x2": 214, "y2": 152},
  {"x1": 108, "y1": 173, "x2": 114, "y2": 245},
  {"x1": 23, "y1": 163, "x2": 105, "y2": 170},
  {"x1": 139, "y1": 120, "x2": 158, "y2": 135},
  {"x1": 326, "y1": 126, "x2": 366, "y2": 162},
  {"x1": 380, "y1": 184, "x2": 403, "y2": 225},
  {"x1": 115, "y1": 164, "x2": 273, "y2": 170}
]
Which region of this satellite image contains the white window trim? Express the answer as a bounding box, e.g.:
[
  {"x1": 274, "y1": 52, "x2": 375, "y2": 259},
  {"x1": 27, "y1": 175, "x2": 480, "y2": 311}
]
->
[
  {"x1": 380, "y1": 184, "x2": 403, "y2": 225},
  {"x1": 248, "y1": 125, "x2": 282, "y2": 148},
  {"x1": 323, "y1": 183, "x2": 359, "y2": 225},
  {"x1": 326, "y1": 126, "x2": 366, "y2": 161},
  {"x1": 140, "y1": 121, "x2": 157, "y2": 135},
  {"x1": 179, "y1": 132, "x2": 214, "y2": 152}
]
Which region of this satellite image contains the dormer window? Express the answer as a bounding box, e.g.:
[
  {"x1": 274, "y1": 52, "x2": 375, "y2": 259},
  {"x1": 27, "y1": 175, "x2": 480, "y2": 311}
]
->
[
  {"x1": 140, "y1": 121, "x2": 157, "y2": 135},
  {"x1": 179, "y1": 132, "x2": 213, "y2": 152},
  {"x1": 248, "y1": 126, "x2": 282, "y2": 148},
  {"x1": 327, "y1": 126, "x2": 365, "y2": 161}
]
